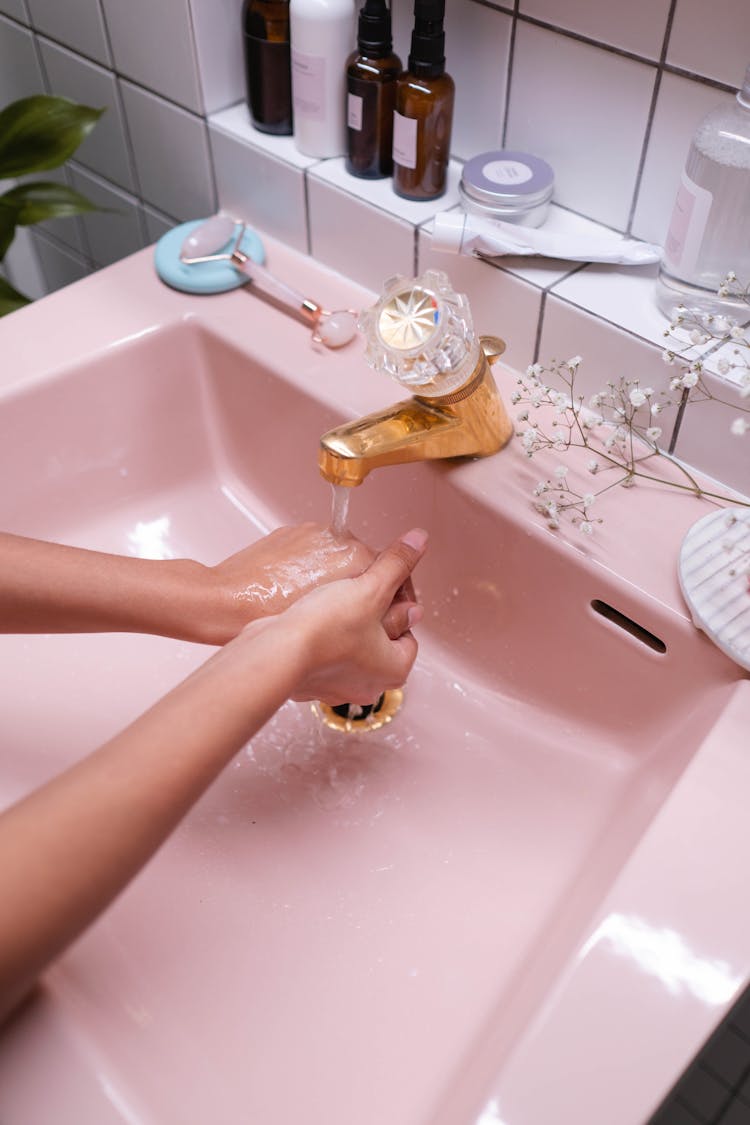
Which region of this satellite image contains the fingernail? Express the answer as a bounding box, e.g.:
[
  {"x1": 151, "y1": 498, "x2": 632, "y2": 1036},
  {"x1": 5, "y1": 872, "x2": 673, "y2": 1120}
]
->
[
  {"x1": 401, "y1": 528, "x2": 429, "y2": 552},
  {"x1": 407, "y1": 605, "x2": 424, "y2": 628}
]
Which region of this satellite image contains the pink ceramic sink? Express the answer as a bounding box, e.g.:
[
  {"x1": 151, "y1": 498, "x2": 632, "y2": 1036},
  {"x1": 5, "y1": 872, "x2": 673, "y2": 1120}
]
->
[{"x1": 0, "y1": 242, "x2": 748, "y2": 1125}]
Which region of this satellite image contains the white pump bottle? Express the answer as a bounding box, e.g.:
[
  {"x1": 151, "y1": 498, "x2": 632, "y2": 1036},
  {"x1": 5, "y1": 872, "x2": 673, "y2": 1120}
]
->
[{"x1": 290, "y1": 0, "x2": 356, "y2": 158}]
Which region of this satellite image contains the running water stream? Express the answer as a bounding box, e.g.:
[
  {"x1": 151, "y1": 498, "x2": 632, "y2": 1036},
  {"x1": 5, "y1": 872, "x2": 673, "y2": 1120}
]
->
[{"x1": 329, "y1": 483, "x2": 352, "y2": 537}]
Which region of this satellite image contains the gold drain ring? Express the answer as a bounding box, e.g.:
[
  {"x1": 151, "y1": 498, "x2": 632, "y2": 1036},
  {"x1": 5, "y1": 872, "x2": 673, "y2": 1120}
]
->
[{"x1": 312, "y1": 689, "x2": 404, "y2": 733}]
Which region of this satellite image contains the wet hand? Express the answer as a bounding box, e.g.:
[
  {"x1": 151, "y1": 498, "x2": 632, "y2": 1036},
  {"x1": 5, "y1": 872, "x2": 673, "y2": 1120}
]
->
[
  {"x1": 276, "y1": 528, "x2": 428, "y2": 706},
  {"x1": 207, "y1": 523, "x2": 375, "y2": 643}
]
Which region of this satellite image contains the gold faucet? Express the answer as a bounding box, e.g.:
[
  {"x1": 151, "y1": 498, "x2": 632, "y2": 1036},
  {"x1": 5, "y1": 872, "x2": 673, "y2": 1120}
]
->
[{"x1": 319, "y1": 335, "x2": 513, "y2": 486}]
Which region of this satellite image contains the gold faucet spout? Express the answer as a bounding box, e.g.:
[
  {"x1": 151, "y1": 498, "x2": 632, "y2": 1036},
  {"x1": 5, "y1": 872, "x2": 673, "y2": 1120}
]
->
[{"x1": 319, "y1": 336, "x2": 513, "y2": 486}]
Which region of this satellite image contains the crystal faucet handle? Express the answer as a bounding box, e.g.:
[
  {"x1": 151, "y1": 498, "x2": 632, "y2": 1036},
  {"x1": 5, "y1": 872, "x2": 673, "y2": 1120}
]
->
[{"x1": 357, "y1": 269, "x2": 480, "y2": 397}]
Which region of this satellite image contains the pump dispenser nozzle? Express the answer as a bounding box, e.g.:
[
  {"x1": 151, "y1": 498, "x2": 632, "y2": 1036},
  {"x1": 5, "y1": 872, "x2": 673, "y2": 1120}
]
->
[
  {"x1": 408, "y1": 0, "x2": 446, "y2": 74},
  {"x1": 356, "y1": 0, "x2": 392, "y2": 55}
]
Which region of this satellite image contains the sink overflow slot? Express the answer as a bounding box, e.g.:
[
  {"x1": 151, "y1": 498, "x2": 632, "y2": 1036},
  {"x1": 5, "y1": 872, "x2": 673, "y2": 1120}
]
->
[{"x1": 590, "y1": 600, "x2": 667, "y2": 654}]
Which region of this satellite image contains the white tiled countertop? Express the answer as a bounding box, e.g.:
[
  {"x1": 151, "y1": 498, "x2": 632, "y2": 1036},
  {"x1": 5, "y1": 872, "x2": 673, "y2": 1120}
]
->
[{"x1": 207, "y1": 102, "x2": 749, "y2": 499}]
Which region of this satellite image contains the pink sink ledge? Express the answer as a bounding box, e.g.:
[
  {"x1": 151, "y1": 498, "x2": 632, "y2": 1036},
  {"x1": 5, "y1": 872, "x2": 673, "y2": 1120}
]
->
[{"x1": 0, "y1": 235, "x2": 747, "y2": 1125}]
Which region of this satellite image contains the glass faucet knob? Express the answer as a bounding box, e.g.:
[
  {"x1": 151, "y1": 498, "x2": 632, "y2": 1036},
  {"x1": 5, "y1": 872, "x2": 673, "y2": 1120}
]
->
[
  {"x1": 359, "y1": 269, "x2": 479, "y2": 397},
  {"x1": 377, "y1": 287, "x2": 441, "y2": 351}
]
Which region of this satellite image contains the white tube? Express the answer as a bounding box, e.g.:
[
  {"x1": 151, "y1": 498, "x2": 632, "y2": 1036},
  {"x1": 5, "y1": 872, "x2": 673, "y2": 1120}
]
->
[{"x1": 431, "y1": 210, "x2": 662, "y2": 266}]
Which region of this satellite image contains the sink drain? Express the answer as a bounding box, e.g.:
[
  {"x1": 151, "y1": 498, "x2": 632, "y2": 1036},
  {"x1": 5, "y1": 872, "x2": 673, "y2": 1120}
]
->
[{"x1": 312, "y1": 689, "x2": 404, "y2": 733}]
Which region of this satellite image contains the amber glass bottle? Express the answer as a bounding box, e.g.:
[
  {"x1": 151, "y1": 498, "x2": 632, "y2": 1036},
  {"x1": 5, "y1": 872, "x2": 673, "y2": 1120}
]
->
[
  {"x1": 243, "y1": 0, "x2": 293, "y2": 135},
  {"x1": 346, "y1": 0, "x2": 401, "y2": 179},
  {"x1": 393, "y1": 0, "x2": 454, "y2": 200}
]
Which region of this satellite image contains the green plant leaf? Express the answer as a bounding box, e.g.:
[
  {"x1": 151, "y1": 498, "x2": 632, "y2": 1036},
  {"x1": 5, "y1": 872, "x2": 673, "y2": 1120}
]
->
[
  {"x1": 0, "y1": 199, "x2": 18, "y2": 260},
  {"x1": 0, "y1": 96, "x2": 104, "y2": 178},
  {"x1": 0, "y1": 275, "x2": 31, "y2": 317},
  {"x1": 0, "y1": 181, "x2": 99, "y2": 225}
]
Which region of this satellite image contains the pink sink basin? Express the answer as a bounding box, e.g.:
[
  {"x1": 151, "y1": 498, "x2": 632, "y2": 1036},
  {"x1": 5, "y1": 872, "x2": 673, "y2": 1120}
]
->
[{"x1": 0, "y1": 243, "x2": 748, "y2": 1125}]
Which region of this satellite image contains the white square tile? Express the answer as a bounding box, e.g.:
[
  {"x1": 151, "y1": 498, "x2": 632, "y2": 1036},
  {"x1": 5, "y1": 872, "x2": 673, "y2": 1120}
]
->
[
  {"x1": 120, "y1": 81, "x2": 215, "y2": 221},
  {"x1": 631, "y1": 73, "x2": 735, "y2": 247},
  {"x1": 30, "y1": 166, "x2": 86, "y2": 253},
  {"x1": 27, "y1": 0, "x2": 110, "y2": 66},
  {"x1": 38, "y1": 39, "x2": 135, "y2": 192},
  {"x1": 209, "y1": 124, "x2": 309, "y2": 254},
  {"x1": 0, "y1": 16, "x2": 43, "y2": 104},
  {"x1": 518, "y1": 0, "x2": 671, "y2": 60},
  {"x1": 210, "y1": 102, "x2": 318, "y2": 171},
  {"x1": 307, "y1": 176, "x2": 415, "y2": 291},
  {"x1": 668, "y1": 0, "x2": 750, "y2": 88},
  {"x1": 30, "y1": 229, "x2": 91, "y2": 293},
  {"x1": 309, "y1": 156, "x2": 462, "y2": 226},
  {"x1": 444, "y1": 0, "x2": 512, "y2": 160},
  {"x1": 538, "y1": 292, "x2": 679, "y2": 423},
  {"x1": 550, "y1": 262, "x2": 674, "y2": 347},
  {"x1": 0, "y1": 0, "x2": 28, "y2": 22},
  {"x1": 418, "y1": 226, "x2": 543, "y2": 373},
  {"x1": 100, "y1": 0, "x2": 203, "y2": 113},
  {"x1": 189, "y1": 0, "x2": 245, "y2": 115},
  {"x1": 143, "y1": 205, "x2": 176, "y2": 245},
  {"x1": 68, "y1": 164, "x2": 144, "y2": 266},
  {"x1": 505, "y1": 23, "x2": 656, "y2": 230}
]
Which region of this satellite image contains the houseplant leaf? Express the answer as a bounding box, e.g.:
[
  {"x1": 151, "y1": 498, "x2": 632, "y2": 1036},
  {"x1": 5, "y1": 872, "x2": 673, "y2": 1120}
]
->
[
  {"x1": 0, "y1": 181, "x2": 100, "y2": 224},
  {"x1": 0, "y1": 95, "x2": 104, "y2": 178},
  {"x1": 0, "y1": 275, "x2": 31, "y2": 315}
]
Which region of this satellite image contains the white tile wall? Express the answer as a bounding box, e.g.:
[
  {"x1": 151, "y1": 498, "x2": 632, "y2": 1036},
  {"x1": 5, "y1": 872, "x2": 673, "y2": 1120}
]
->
[
  {"x1": 505, "y1": 22, "x2": 656, "y2": 230},
  {"x1": 667, "y1": 0, "x2": 750, "y2": 89},
  {"x1": 30, "y1": 229, "x2": 90, "y2": 291},
  {"x1": 443, "y1": 0, "x2": 513, "y2": 160},
  {"x1": 0, "y1": 15, "x2": 43, "y2": 103},
  {"x1": 308, "y1": 176, "x2": 415, "y2": 290},
  {"x1": 189, "y1": 0, "x2": 245, "y2": 116},
  {"x1": 519, "y1": 0, "x2": 672, "y2": 61},
  {"x1": 209, "y1": 103, "x2": 316, "y2": 253},
  {"x1": 119, "y1": 80, "x2": 215, "y2": 220},
  {"x1": 38, "y1": 38, "x2": 136, "y2": 192},
  {"x1": 100, "y1": 0, "x2": 203, "y2": 113},
  {"x1": 27, "y1": 0, "x2": 110, "y2": 66},
  {"x1": 68, "y1": 164, "x2": 144, "y2": 266},
  {"x1": 0, "y1": 0, "x2": 27, "y2": 23}
]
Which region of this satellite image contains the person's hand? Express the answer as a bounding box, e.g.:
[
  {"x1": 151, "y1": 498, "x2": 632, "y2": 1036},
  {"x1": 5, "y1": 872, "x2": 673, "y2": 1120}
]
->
[
  {"x1": 205, "y1": 523, "x2": 376, "y2": 643},
  {"x1": 257, "y1": 528, "x2": 428, "y2": 706}
]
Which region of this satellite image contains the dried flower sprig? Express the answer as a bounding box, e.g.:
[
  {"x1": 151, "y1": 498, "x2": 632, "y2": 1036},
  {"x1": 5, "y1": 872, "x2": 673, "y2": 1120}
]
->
[
  {"x1": 513, "y1": 357, "x2": 747, "y2": 534},
  {"x1": 662, "y1": 273, "x2": 750, "y2": 438},
  {"x1": 514, "y1": 275, "x2": 750, "y2": 533}
]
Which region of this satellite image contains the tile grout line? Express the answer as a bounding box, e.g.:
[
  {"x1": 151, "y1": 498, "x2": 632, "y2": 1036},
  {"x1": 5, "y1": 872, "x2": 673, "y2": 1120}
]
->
[
  {"x1": 500, "y1": 0, "x2": 518, "y2": 147},
  {"x1": 625, "y1": 0, "x2": 679, "y2": 236}
]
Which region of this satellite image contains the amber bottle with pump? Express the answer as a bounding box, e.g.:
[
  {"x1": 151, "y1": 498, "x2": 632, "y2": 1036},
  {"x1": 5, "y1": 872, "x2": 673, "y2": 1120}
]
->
[
  {"x1": 393, "y1": 0, "x2": 454, "y2": 200},
  {"x1": 242, "y1": 0, "x2": 293, "y2": 135},
  {"x1": 345, "y1": 0, "x2": 401, "y2": 179}
]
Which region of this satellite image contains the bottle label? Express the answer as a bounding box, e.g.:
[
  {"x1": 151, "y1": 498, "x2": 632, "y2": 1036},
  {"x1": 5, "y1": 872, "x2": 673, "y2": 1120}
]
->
[
  {"x1": 291, "y1": 50, "x2": 325, "y2": 121},
  {"x1": 664, "y1": 169, "x2": 713, "y2": 274},
  {"x1": 347, "y1": 92, "x2": 363, "y2": 132},
  {"x1": 392, "y1": 111, "x2": 418, "y2": 170}
]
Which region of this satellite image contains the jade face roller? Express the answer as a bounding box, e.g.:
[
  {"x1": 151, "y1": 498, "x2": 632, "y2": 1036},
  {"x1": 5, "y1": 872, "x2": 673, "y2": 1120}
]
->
[{"x1": 180, "y1": 216, "x2": 358, "y2": 348}]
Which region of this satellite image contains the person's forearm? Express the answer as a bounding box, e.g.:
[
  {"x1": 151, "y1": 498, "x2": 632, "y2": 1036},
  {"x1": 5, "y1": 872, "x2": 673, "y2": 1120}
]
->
[
  {"x1": 0, "y1": 533, "x2": 214, "y2": 641},
  {"x1": 0, "y1": 618, "x2": 306, "y2": 1023}
]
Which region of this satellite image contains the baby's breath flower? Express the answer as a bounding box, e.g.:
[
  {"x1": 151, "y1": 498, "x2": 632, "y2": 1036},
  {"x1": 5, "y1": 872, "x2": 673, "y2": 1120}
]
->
[
  {"x1": 646, "y1": 426, "x2": 662, "y2": 442},
  {"x1": 731, "y1": 418, "x2": 748, "y2": 436},
  {"x1": 629, "y1": 388, "x2": 647, "y2": 407},
  {"x1": 717, "y1": 358, "x2": 731, "y2": 375},
  {"x1": 554, "y1": 465, "x2": 568, "y2": 479},
  {"x1": 579, "y1": 521, "x2": 594, "y2": 535},
  {"x1": 587, "y1": 459, "x2": 599, "y2": 474},
  {"x1": 731, "y1": 325, "x2": 746, "y2": 340}
]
